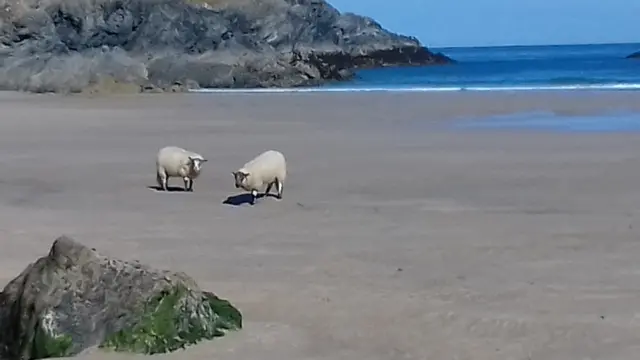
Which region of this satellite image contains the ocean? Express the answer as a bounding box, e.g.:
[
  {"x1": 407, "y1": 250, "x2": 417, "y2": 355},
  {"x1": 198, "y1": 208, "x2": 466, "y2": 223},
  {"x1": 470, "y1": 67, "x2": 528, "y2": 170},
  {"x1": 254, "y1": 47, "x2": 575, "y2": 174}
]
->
[{"x1": 196, "y1": 42, "x2": 640, "y2": 93}]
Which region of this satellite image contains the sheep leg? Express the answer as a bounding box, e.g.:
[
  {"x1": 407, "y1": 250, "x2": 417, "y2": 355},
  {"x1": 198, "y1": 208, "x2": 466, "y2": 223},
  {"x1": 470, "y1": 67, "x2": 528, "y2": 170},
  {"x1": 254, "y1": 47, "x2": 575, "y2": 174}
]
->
[
  {"x1": 276, "y1": 179, "x2": 283, "y2": 199},
  {"x1": 265, "y1": 182, "x2": 273, "y2": 196},
  {"x1": 183, "y1": 177, "x2": 193, "y2": 192},
  {"x1": 157, "y1": 171, "x2": 168, "y2": 191},
  {"x1": 250, "y1": 189, "x2": 258, "y2": 205}
]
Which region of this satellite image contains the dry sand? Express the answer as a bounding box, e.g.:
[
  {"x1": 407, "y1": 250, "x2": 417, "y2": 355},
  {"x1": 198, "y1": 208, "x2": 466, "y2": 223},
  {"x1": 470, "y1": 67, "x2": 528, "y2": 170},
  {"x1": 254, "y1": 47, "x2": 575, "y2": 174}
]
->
[{"x1": 2, "y1": 91, "x2": 640, "y2": 359}]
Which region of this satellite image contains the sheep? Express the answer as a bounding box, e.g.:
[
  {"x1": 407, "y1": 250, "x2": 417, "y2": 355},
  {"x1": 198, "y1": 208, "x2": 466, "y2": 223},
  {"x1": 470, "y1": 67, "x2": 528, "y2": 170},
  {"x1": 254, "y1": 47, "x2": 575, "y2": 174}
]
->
[
  {"x1": 156, "y1": 146, "x2": 208, "y2": 192},
  {"x1": 232, "y1": 150, "x2": 287, "y2": 205}
]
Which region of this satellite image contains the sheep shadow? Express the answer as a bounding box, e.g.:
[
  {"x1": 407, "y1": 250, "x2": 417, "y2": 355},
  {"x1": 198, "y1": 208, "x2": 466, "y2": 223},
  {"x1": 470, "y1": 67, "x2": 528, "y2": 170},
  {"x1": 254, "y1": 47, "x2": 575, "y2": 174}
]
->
[
  {"x1": 223, "y1": 193, "x2": 279, "y2": 206},
  {"x1": 147, "y1": 185, "x2": 190, "y2": 192}
]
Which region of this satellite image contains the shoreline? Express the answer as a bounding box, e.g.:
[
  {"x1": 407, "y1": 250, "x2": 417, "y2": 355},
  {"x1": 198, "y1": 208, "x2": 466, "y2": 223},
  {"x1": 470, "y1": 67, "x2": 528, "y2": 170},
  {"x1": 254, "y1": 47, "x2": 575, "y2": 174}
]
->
[
  {"x1": 189, "y1": 90, "x2": 640, "y2": 121},
  {"x1": 192, "y1": 85, "x2": 640, "y2": 93},
  {"x1": 3, "y1": 90, "x2": 640, "y2": 124}
]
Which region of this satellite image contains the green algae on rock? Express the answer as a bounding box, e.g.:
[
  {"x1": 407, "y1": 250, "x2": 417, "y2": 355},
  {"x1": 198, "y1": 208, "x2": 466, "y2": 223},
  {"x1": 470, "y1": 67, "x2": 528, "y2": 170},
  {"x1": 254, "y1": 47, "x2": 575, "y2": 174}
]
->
[
  {"x1": 32, "y1": 324, "x2": 74, "y2": 359},
  {"x1": 0, "y1": 236, "x2": 242, "y2": 359},
  {"x1": 100, "y1": 286, "x2": 242, "y2": 354}
]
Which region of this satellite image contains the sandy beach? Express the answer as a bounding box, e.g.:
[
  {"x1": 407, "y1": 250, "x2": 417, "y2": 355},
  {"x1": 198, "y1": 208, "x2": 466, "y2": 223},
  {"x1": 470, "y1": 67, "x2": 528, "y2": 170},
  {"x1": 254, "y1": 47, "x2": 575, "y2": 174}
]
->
[{"x1": 2, "y1": 90, "x2": 640, "y2": 360}]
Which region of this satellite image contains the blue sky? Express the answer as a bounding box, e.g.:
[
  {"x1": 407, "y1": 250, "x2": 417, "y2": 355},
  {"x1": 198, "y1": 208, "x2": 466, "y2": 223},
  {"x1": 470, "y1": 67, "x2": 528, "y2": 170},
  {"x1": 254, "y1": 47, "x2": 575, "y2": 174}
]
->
[{"x1": 329, "y1": 0, "x2": 640, "y2": 48}]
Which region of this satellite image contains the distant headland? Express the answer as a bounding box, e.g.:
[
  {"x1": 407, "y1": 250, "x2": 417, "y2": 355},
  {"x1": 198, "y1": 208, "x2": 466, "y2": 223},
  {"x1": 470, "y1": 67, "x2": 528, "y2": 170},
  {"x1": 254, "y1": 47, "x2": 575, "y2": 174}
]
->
[{"x1": 0, "y1": 0, "x2": 453, "y2": 93}]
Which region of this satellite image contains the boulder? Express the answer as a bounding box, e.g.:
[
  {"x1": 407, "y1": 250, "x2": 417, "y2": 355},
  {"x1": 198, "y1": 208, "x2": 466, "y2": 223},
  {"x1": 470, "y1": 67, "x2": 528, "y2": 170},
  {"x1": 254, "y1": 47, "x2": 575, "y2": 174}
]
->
[
  {"x1": 0, "y1": 0, "x2": 453, "y2": 93},
  {"x1": 0, "y1": 236, "x2": 242, "y2": 359}
]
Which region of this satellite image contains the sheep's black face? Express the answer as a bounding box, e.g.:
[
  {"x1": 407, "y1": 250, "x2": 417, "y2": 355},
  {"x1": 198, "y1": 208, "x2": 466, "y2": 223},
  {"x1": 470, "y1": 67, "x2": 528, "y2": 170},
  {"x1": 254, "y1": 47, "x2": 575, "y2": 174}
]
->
[{"x1": 233, "y1": 171, "x2": 248, "y2": 189}]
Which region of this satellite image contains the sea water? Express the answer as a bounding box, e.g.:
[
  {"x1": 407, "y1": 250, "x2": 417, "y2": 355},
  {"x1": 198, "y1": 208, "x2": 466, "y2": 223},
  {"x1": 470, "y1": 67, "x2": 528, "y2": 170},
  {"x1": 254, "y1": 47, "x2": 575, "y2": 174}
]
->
[
  {"x1": 451, "y1": 111, "x2": 640, "y2": 133},
  {"x1": 195, "y1": 42, "x2": 640, "y2": 93}
]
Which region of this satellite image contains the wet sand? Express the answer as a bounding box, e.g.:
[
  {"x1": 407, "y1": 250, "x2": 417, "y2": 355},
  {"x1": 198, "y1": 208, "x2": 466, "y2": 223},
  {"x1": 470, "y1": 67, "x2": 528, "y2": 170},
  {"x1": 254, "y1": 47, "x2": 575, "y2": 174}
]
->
[{"x1": 2, "y1": 91, "x2": 640, "y2": 359}]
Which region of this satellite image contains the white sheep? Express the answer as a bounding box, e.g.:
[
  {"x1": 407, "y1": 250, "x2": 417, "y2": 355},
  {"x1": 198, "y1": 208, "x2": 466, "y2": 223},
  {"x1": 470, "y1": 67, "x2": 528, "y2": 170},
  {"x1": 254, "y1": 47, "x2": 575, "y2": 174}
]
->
[
  {"x1": 232, "y1": 150, "x2": 287, "y2": 204},
  {"x1": 156, "y1": 146, "x2": 207, "y2": 192}
]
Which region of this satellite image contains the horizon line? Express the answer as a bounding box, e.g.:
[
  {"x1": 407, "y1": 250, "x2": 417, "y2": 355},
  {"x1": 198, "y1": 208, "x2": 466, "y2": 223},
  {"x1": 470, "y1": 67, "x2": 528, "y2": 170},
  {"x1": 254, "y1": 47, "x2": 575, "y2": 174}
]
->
[{"x1": 429, "y1": 41, "x2": 640, "y2": 50}]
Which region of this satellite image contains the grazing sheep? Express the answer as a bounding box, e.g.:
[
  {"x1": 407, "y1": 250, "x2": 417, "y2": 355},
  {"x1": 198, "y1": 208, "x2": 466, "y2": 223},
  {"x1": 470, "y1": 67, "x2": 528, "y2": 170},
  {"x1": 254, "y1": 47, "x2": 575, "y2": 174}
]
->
[
  {"x1": 232, "y1": 150, "x2": 287, "y2": 204},
  {"x1": 156, "y1": 146, "x2": 207, "y2": 192}
]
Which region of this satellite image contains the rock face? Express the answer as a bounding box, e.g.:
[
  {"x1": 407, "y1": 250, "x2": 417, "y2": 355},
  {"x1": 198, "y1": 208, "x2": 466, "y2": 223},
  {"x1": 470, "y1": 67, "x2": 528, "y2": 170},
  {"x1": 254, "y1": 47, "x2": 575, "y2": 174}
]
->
[
  {"x1": 0, "y1": 236, "x2": 242, "y2": 359},
  {"x1": 0, "y1": 0, "x2": 453, "y2": 93},
  {"x1": 627, "y1": 51, "x2": 640, "y2": 59}
]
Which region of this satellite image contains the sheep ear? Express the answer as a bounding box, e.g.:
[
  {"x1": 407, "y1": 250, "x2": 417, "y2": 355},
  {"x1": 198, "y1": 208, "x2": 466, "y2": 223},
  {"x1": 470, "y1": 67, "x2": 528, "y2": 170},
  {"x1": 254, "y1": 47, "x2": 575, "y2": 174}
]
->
[{"x1": 201, "y1": 159, "x2": 208, "y2": 162}]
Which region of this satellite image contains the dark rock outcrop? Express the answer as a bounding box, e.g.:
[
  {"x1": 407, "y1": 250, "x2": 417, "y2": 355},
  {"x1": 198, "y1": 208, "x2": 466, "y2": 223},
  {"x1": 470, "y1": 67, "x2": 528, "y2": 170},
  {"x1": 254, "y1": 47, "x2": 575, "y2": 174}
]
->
[
  {"x1": 0, "y1": 236, "x2": 242, "y2": 359},
  {"x1": 627, "y1": 51, "x2": 640, "y2": 59},
  {"x1": 0, "y1": 0, "x2": 453, "y2": 93}
]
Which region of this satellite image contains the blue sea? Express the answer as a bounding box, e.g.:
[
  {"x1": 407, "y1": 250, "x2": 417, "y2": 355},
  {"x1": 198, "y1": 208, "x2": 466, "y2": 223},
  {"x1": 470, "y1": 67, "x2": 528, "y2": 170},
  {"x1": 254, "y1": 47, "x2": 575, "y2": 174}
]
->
[{"x1": 196, "y1": 42, "x2": 640, "y2": 93}]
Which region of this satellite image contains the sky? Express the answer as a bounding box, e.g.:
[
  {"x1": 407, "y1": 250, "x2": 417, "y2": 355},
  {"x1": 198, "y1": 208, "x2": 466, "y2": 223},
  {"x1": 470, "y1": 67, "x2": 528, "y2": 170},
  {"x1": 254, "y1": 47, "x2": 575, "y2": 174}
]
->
[{"x1": 329, "y1": 0, "x2": 640, "y2": 48}]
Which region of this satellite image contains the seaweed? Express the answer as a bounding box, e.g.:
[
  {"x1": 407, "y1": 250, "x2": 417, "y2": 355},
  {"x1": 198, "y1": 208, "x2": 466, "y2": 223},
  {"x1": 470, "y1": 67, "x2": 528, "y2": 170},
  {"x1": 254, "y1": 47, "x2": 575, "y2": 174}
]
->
[
  {"x1": 100, "y1": 285, "x2": 242, "y2": 354},
  {"x1": 31, "y1": 327, "x2": 73, "y2": 358}
]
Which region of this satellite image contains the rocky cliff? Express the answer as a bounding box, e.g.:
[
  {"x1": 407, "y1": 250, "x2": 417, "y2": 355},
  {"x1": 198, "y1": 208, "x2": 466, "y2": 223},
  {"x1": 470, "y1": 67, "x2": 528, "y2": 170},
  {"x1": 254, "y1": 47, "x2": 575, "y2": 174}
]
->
[{"x1": 0, "y1": 0, "x2": 452, "y2": 93}]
